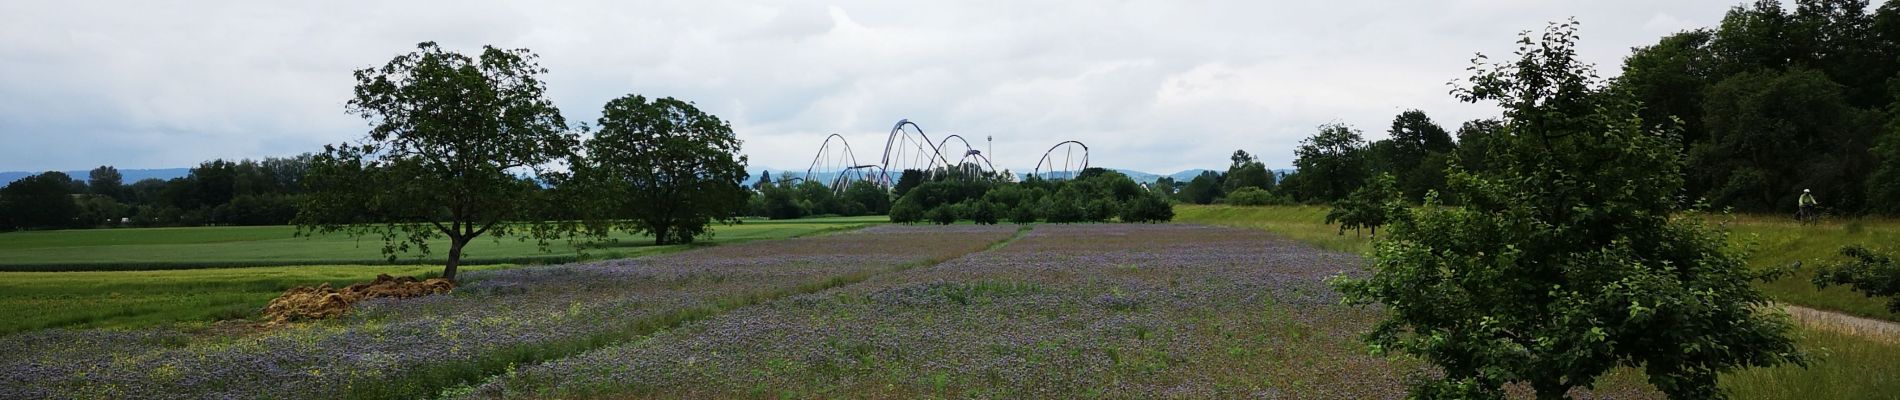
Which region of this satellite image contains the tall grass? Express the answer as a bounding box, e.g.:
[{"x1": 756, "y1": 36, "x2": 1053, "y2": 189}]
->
[{"x1": 1720, "y1": 326, "x2": 1900, "y2": 398}]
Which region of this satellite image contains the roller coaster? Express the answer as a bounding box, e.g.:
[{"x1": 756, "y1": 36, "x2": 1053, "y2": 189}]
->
[{"x1": 795, "y1": 119, "x2": 1090, "y2": 193}]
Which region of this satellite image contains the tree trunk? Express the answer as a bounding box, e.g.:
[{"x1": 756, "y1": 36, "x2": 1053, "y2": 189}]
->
[
  {"x1": 443, "y1": 236, "x2": 467, "y2": 281},
  {"x1": 653, "y1": 225, "x2": 672, "y2": 246}
]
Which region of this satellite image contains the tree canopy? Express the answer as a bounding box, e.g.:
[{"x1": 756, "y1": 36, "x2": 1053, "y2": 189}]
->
[
  {"x1": 296, "y1": 42, "x2": 578, "y2": 281},
  {"x1": 569, "y1": 95, "x2": 750, "y2": 245},
  {"x1": 1332, "y1": 21, "x2": 1804, "y2": 399}
]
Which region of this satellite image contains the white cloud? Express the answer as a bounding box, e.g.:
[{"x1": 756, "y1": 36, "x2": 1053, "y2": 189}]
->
[{"x1": 0, "y1": 0, "x2": 1747, "y2": 173}]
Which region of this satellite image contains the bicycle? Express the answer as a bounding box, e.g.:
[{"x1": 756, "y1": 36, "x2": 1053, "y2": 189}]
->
[{"x1": 1795, "y1": 206, "x2": 1825, "y2": 224}]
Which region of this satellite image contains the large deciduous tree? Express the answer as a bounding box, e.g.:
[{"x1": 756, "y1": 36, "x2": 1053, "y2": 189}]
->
[
  {"x1": 0, "y1": 172, "x2": 80, "y2": 230},
  {"x1": 296, "y1": 42, "x2": 577, "y2": 281},
  {"x1": 88, "y1": 166, "x2": 124, "y2": 201},
  {"x1": 569, "y1": 95, "x2": 749, "y2": 245},
  {"x1": 1332, "y1": 21, "x2": 1803, "y2": 399},
  {"x1": 1222, "y1": 150, "x2": 1274, "y2": 194},
  {"x1": 1288, "y1": 123, "x2": 1368, "y2": 202}
]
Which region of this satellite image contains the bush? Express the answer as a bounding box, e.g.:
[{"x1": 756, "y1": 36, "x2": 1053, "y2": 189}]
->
[
  {"x1": 926, "y1": 204, "x2": 959, "y2": 225},
  {"x1": 1083, "y1": 199, "x2": 1117, "y2": 222},
  {"x1": 966, "y1": 200, "x2": 1000, "y2": 225},
  {"x1": 1812, "y1": 246, "x2": 1900, "y2": 313},
  {"x1": 1325, "y1": 173, "x2": 1401, "y2": 236},
  {"x1": 1222, "y1": 187, "x2": 1280, "y2": 206},
  {"x1": 1042, "y1": 194, "x2": 1085, "y2": 223},
  {"x1": 1009, "y1": 204, "x2": 1039, "y2": 224},
  {"x1": 1119, "y1": 194, "x2": 1174, "y2": 223},
  {"x1": 889, "y1": 199, "x2": 923, "y2": 224}
]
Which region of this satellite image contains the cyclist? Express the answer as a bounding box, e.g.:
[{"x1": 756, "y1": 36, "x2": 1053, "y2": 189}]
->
[{"x1": 1798, "y1": 189, "x2": 1819, "y2": 222}]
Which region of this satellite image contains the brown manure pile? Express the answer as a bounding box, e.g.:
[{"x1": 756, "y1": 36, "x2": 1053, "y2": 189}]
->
[{"x1": 262, "y1": 274, "x2": 455, "y2": 323}]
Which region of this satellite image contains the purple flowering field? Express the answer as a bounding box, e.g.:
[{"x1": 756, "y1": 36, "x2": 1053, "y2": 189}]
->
[
  {"x1": 0, "y1": 225, "x2": 1013, "y2": 399},
  {"x1": 3, "y1": 224, "x2": 1666, "y2": 399}
]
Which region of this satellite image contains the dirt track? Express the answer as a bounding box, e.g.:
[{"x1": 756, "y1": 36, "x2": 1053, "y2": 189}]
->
[{"x1": 1784, "y1": 304, "x2": 1900, "y2": 344}]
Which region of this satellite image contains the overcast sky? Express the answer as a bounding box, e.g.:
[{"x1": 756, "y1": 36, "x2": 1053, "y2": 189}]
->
[{"x1": 0, "y1": 0, "x2": 1753, "y2": 174}]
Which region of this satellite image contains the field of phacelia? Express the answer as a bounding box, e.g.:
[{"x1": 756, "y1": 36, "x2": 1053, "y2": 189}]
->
[
  {"x1": 473, "y1": 224, "x2": 1663, "y2": 399},
  {"x1": 3, "y1": 223, "x2": 1689, "y2": 399},
  {"x1": 0, "y1": 225, "x2": 1014, "y2": 399}
]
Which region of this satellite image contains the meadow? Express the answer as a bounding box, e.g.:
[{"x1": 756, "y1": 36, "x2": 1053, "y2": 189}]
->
[
  {"x1": 0, "y1": 216, "x2": 884, "y2": 271},
  {"x1": 0, "y1": 217, "x2": 881, "y2": 334},
  {"x1": 0, "y1": 220, "x2": 1894, "y2": 398},
  {"x1": 1174, "y1": 204, "x2": 1900, "y2": 399},
  {"x1": 1173, "y1": 204, "x2": 1900, "y2": 322}
]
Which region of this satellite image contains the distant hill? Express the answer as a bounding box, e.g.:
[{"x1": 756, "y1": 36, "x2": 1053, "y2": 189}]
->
[{"x1": 0, "y1": 168, "x2": 190, "y2": 186}]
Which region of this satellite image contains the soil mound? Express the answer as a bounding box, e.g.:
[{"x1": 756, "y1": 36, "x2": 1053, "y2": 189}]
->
[{"x1": 262, "y1": 274, "x2": 455, "y2": 323}]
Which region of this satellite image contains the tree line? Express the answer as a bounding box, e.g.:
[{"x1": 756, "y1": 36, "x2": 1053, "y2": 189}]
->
[{"x1": 0, "y1": 157, "x2": 314, "y2": 230}]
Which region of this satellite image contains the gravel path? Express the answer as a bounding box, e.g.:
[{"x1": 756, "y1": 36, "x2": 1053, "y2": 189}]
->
[{"x1": 1784, "y1": 304, "x2": 1900, "y2": 343}]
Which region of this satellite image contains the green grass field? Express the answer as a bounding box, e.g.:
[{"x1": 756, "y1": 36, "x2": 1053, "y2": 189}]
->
[
  {"x1": 1174, "y1": 204, "x2": 1900, "y2": 322},
  {"x1": 0, "y1": 264, "x2": 513, "y2": 334},
  {"x1": 0, "y1": 217, "x2": 883, "y2": 333},
  {"x1": 0, "y1": 216, "x2": 885, "y2": 271}
]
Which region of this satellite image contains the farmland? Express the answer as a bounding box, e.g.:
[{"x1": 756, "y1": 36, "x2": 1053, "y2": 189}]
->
[
  {"x1": 3, "y1": 222, "x2": 1896, "y2": 398},
  {"x1": 0, "y1": 217, "x2": 884, "y2": 271},
  {"x1": 0, "y1": 217, "x2": 880, "y2": 334},
  {"x1": 1174, "y1": 204, "x2": 1900, "y2": 322}
]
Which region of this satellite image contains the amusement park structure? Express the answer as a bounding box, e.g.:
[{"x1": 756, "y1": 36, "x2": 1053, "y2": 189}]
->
[{"x1": 798, "y1": 119, "x2": 1089, "y2": 193}]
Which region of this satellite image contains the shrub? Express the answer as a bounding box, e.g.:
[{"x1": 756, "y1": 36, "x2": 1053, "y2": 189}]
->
[
  {"x1": 1222, "y1": 187, "x2": 1279, "y2": 206},
  {"x1": 926, "y1": 204, "x2": 959, "y2": 225},
  {"x1": 1118, "y1": 194, "x2": 1174, "y2": 223},
  {"x1": 888, "y1": 199, "x2": 923, "y2": 224},
  {"x1": 1083, "y1": 199, "x2": 1117, "y2": 222},
  {"x1": 966, "y1": 200, "x2": 1000, "y2": 225},
  {"x1": 1009, "y1": 204, "x2": 1039, "y2": 224},
  {"x1": 1812, "y1": 246, "x2": 1900, "y2": 313}
]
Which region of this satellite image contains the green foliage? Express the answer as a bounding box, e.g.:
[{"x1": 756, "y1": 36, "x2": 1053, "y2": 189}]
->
[
  {"x1": 1870, "y1": 106, "x2": 1900, "y2": 214},
  {"x1": 297, "y1": 42, "x2": 578, "y2": 281},
  {"x1": 892, "y1": 169, "x2": 926, "y2": 199},
  {"x1": 87, "y1": 166, "x2": 124, "y2": 202},
  {"x1": 965, "y1": 199, "x2": 1000, "y2": 225},
  {"x1": 926, "y1": 204, "x2": 958, "y2": 225},
  {"x1": 1118, "y1": 194, "x2": 1175, "y2": 223},
  {"x1": 0, "y1": 171, "x2": 79, "y2": 230},
  {"x1": 1222, "y1": 150, "x2": 1274, "y2": 194},
  {"x1": 1332, "y1": 22, "x2": 1803, "y2": 399},
  {"x1": 1286, "y1": 123, "x2": 1368, "y2": 202},
  {"x1": 1008, "y1": 203, "x2": 1039, "y2": 225},
  {"x1": 1367, "y1": 110, "x2": 1456, "y2": 202},
  {"x1": 1180, "y1": 171, "x2": 1223, "y2": 205},
  {"x1": 1812, "y1": 246, "x2": 1900, "y2": 313},
  {"x1": 889, "y1": 198, "x2": 924, "y2": 224},
  {"x1": 1221, "y1": 187, "x2": 1281, "y2": 206},
  {"x1": 756, "y1": 179, "x2": 807, "y2": 220},
  {"x1": 1323, "y1": 173, "x2": 1401, "y2": 236},
  {"x1": 568, "y1": 94, "x2": 750, "y2": 246},
  {"x1": 843, "y1": 180, "x2": 892, "y2": 215},
  {"x1": 1693, "y1": 67, "x2": 1881, "y2": 213}
]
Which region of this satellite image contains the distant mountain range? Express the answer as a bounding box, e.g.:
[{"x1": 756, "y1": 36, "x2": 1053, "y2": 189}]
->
[{"x1": 0, "y1": 168, "x2": 191, "y2": 186}]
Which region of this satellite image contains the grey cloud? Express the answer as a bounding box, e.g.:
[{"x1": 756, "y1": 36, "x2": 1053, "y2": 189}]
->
[{"x1": 0, "y1": 0, "x2": 1746, "y2": 173}]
